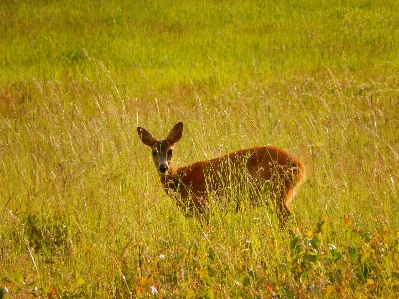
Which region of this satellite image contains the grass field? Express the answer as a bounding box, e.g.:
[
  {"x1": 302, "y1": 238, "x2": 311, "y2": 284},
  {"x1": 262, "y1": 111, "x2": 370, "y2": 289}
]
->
[{"x1": 1, "y1": 0, "x2": 399, "y2": 298}]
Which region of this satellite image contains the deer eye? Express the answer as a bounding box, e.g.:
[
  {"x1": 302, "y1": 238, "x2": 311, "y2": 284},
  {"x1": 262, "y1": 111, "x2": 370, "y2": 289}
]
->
[
  {"x1": 167, "y1": 150, "x2": 173, "y2": 156},
  {"x1": 152, "y1": 150, "x2": 157, "y2": 156}
]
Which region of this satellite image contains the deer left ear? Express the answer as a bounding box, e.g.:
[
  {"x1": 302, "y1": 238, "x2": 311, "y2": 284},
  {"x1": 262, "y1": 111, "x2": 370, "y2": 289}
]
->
[
  {"x1": 166, "y1": 122, "x2": 183, "y2": 144},
  {"x1": 137, "y1": 127, "x2": 157, "y2": 146}
]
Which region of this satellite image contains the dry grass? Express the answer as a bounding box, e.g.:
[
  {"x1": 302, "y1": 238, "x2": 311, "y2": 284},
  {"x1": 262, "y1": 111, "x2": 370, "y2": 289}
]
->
[{"x1": 1, "y1": 0, "x2": 399, "y2": 298}]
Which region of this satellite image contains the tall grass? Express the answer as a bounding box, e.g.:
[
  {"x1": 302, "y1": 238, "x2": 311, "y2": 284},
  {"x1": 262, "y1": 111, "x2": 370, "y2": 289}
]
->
[{"x1": 1, "y1": 0, "x2": 399, "y2": 298}]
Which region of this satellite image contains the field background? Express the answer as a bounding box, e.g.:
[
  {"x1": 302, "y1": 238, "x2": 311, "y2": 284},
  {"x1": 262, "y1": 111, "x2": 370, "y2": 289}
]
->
[{"x1": 1, "y1": 0, "x2": 399, "y2": 298}]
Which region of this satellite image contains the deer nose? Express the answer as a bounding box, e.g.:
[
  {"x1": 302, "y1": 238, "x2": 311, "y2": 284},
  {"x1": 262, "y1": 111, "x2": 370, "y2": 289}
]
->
[{"x1": 159, "y1": 165, "x2": 168, "y2": 173}]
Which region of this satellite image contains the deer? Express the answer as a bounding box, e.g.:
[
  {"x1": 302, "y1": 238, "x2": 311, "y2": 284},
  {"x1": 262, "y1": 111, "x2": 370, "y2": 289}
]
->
[{"x1": 137, "y1": 122, "x2": 306, "y2": 229}]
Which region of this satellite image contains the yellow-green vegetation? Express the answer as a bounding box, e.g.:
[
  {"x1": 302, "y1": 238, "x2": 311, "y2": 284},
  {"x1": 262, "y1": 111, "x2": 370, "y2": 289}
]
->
[{"x1": 1, "y1": 0, "x2": 398, "y2": 298}]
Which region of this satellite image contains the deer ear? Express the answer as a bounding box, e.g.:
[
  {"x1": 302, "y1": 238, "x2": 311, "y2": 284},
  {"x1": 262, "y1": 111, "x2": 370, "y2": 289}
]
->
[
  {"x1": 166, "y1": 122, "x2": 183, "y2": 144},
  {"x1": 137, "y1": 127, "x2": 157, "y2": 146}
]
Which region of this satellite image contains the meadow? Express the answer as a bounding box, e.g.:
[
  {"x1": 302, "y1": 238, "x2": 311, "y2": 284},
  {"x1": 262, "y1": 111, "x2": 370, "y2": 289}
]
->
[{"x1": 1, "y1": 0, "x2": 399, "y2": 298}]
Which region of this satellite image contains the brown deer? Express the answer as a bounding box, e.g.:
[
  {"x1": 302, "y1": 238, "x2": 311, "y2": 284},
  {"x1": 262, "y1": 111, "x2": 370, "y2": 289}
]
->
[{"x1": 137, "y1": 122, "x2": 306, "y2": 228}]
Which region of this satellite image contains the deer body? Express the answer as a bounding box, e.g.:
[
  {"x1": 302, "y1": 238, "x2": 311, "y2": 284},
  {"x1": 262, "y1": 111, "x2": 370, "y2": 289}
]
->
[{"x1": 137, "y1": 122, "x2": 306, "y2": 227}]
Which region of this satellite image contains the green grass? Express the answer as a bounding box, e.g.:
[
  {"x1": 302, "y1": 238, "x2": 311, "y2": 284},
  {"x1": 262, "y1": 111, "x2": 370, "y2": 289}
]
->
[{"x1": 1, "y1": 0, "x2": 399, "y2": 298}]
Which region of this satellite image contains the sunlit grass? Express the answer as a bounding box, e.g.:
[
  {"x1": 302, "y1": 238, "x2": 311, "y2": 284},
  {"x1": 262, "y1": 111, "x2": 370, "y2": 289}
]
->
[{"x1": 1, "y1": 0, "x2": 399, "y2": 298}]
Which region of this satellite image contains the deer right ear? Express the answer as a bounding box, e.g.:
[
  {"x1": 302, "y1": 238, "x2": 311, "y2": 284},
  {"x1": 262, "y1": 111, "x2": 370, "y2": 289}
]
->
[
  {"x1": 137, "y1": 127, "x2": 157, "y2": 146},
  {"x1": 166, "y1": 122, "x2": 183, "y2": 144}
]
